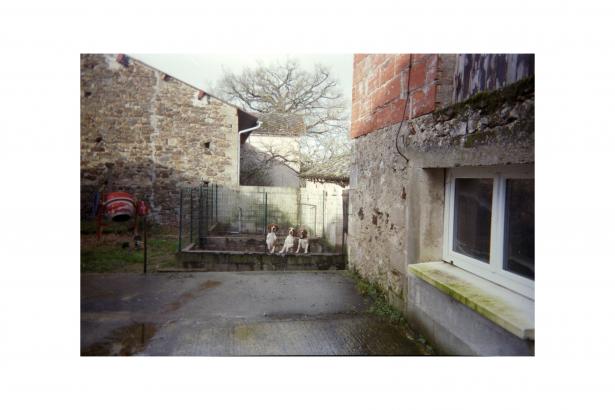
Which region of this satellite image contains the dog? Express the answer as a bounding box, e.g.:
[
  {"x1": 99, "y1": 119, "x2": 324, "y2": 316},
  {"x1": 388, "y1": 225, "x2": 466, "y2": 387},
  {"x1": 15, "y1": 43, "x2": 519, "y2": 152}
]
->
[
  {"x1": 278, "y1": 227, "x2": 296, "y2": 255},
  {"x1": 296, "y1": 229, "x2": 309, "y2": 253},
  {"x1": 266, "y1": 224, "x2": 279, "y2": 254}
]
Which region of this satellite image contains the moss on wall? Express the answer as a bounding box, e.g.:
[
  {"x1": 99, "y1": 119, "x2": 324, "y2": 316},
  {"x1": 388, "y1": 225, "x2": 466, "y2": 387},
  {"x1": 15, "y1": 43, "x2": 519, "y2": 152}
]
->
[{"x1": 434, "y1": 75, "x2": 534, "y2": 122}]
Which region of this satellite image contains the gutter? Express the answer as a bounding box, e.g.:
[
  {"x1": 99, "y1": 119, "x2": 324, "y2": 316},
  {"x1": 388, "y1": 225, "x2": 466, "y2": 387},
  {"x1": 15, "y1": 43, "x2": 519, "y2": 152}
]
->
[{"x1": 237, "y1": 121, "x2": 262, "y2": 184}]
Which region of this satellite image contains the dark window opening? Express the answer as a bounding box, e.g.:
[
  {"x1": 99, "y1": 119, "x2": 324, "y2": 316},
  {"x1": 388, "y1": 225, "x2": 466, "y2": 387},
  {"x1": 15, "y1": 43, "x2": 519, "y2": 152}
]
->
[
  {"x1": 503, "y1": 179, "x2": 535, "y2": 280},
  {"x1": 453, "y1": 178, "x2": 493, "y2": 263}
]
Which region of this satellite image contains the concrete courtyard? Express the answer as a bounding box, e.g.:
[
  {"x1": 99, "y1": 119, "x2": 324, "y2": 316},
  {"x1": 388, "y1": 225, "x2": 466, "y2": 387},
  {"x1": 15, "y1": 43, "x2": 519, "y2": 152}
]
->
[{"x1": 81, "y1": 270, "x2": 429, "y2": 355}]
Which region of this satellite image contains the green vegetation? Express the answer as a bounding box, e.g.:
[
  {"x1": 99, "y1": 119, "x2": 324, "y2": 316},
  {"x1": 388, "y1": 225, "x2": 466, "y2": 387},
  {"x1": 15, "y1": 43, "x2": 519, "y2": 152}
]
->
[
  {"x1": 346, "y1": 267, "x2": 406, "y2": 325},
  {"x1": 80, "y1": 219, "x2": 136, "y2": 235},
  {"x1": 433, "y1": 75, "x2": 535, "y2": 121},
  {"x1": 463, "y1": 130, "x2": 496, "y2": 148},
  {"x1": 81, "y1": 243, "x2": 145, "y2": 273},
  {"x1": 81, "y1": 221, "x2": 179, "y2": 273},
  {"x1": 345, "y1": 266, "x2": 435, "y2": 354}
]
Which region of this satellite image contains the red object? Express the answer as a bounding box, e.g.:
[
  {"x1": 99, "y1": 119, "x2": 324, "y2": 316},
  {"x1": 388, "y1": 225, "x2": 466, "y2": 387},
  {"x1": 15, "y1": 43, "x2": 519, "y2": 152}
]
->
[
  {"x1": 137, "y1": 200, "x2": 150, "y2": 216},
  {"x1": 198, "y1": 90, "x2": 206, "y2": 100},
  {"x1": 116, "y1": 54, "x2": 129, "y2": 67},
  {"x1": 104, "y1": 192, "x2": 136, "y2": 222}
]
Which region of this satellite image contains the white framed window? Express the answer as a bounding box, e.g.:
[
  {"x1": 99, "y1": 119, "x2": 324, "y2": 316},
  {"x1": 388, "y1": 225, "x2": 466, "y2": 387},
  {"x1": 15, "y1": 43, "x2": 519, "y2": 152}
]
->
[{"x1": 443, "y1": 164, "x2": 535, "y2": 299}]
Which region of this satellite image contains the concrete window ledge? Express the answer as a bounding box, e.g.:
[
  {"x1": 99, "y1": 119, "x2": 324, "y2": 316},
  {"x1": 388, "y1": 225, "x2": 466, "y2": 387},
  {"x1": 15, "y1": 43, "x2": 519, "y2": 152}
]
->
[{"x1": 408, "y1": 261, "x2": 534, "y2": 340}]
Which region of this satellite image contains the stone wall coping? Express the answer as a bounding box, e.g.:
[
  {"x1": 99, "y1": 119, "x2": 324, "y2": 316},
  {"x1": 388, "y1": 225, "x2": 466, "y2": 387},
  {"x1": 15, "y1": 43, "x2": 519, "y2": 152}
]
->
[
  {"x1": 182, "y1": 249, "x2": 343, "y2": 256},
  {"x1": 408, "y1": 261, "x2": 534, "y2": 340}
]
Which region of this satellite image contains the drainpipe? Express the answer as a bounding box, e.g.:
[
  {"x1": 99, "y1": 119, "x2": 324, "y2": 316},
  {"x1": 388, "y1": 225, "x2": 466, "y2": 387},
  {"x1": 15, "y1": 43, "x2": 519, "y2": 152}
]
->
[{"x1": 238, "y1": 121, "x2": 262, "y2": 184}]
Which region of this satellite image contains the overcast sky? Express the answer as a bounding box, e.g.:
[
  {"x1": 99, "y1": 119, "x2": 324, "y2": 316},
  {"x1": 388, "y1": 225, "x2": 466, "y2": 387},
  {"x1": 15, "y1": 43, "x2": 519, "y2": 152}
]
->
[{"x1": 131, "y1": 54, "x2": 354, "y2": 105}]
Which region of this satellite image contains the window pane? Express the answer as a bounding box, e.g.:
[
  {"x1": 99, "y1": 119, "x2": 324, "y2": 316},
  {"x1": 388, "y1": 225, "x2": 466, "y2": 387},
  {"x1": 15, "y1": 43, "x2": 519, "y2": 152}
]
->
[
  {"x1": 504, "y1": 179, "x2": 535, "y2": 280},
  {"x1": 453, "y1": 178, "x2": 493, "y2": 263}
]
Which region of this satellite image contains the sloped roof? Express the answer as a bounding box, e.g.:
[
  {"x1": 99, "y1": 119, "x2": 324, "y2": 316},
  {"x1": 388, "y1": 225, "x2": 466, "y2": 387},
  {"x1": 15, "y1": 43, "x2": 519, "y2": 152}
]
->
[
  {"x1": 126, "y1": 54, "x2": 258, "y2": 124},
  {"x1": 300, "y1": 154, "x2": 350, "y2": 184},
  {"x1": 252, "y1": 113, "x2": 306, "y2": 136}
]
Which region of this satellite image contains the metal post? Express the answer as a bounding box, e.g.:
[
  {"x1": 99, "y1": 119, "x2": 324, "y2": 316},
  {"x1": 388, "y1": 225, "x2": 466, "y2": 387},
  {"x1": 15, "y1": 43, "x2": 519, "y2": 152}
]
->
[
  {"x1": 264, "y1": 192, "x2": 268, "y2": 234},
  {"x1": 204, "y1": 186, "x2": 209, "y2": 241},
  {"x1": 198, "y1": 186, "x2": 203, "y2": 247},
  {"x1": 178, "y1": 189, "x2": 183, "y2": 252},
  {"x1": 143, "y1": 215, "x2": 147, "y2": 275},
  {"x1": 215, "y1": 184, "x2": 218, "y2": 225},
  {"x1": 322, "y1": 191, "x2": 326, "y2": 239},
  {"x1": 189, "y1": 188, "x2": 193, "y2": 244}
]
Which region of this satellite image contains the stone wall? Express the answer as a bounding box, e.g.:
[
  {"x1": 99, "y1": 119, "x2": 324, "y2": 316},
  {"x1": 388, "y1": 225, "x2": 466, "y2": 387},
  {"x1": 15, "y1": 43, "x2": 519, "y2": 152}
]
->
[
  {"x1": 347, "y1": 54, "x2": 535, "y2": 311},
  {"x1": 348, "y1": 131, "x2": 410, "y2": 303},
  {"x1": 81, "y1": 54, "x2": 241, "y2": 224},
  {"x1": 398, "y1": 75, "x2": 535, "y2": 168}
]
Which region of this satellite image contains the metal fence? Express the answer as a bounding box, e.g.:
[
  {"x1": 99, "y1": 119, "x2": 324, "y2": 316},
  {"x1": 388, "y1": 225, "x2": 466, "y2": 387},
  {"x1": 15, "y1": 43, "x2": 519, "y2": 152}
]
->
[{"x1": 178, "y1": 184, "x2": 346, "y2": 252}]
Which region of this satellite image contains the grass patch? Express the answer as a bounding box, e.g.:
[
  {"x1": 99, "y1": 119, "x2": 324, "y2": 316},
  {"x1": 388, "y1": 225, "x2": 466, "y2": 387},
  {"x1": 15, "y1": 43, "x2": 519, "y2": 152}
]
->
[
  {"x1": 347, "y1": 268, "x2": 407, "y2": 325},
  {"x1": 81, "y1": 244, "x2": 145, "y2": 273},
  {"x1": 345, "y1": 267, "x2": 435, "y2": 354},
  {"x1": 81, "y1": 219, "x2": 135, "y2": 235},
  {"x1": 81, "y1": 220, "x2": 179, "y2": 273}
]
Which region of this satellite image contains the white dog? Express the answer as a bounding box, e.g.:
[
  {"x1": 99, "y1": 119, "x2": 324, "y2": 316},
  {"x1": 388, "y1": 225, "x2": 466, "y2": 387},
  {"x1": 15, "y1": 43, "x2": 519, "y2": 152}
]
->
[
  {"x1": 296, "y1": 229, "x2": 309, "y2": 253},
  {"x1": 266, "y1": 224, "x2": 279, "y2": 254},
  {"x1": 278, "y1": 227, "x2": 296, "y2": 255}
]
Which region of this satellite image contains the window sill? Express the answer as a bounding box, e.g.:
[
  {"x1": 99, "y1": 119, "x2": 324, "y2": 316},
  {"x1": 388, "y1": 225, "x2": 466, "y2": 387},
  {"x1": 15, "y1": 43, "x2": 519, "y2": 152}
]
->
[{"x1": 408, "y1": 261, "x2": 534, "y2": 340}]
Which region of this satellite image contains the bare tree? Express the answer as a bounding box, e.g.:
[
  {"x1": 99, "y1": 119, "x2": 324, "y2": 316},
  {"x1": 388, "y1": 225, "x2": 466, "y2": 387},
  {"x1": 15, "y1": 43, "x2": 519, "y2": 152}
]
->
[
  {"x1": 240, "y1": 141, "x2": 300, "y2": 186},
  {"x1": 216, "y1": 59, "x2": 350, "y2": 170}
]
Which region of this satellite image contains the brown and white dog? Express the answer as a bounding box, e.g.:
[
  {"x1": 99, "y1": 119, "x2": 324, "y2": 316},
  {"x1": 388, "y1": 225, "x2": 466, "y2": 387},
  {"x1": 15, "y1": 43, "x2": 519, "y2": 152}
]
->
[
  {"x1": 296, "y1": 229, "x2": 309, "y2": 253},
  {"x1": 266, "y1": 224, "x2": 279, "y2": 254},
  {"x1": 278, "y1": 227, "x2": 296, "y2": 255}
]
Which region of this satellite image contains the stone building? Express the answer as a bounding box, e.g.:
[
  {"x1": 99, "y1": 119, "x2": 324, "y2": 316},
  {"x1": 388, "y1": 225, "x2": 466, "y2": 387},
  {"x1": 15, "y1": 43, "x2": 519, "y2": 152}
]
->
[
  {"x1": 240, "y1": 112, "x2": 305, "y2": 187},
  {"x1": 81, "y1": 54, "x2": 258, "y2": 224},
  {"x1": 348, "y1": 54, "x2": 534, "y2": 355}
]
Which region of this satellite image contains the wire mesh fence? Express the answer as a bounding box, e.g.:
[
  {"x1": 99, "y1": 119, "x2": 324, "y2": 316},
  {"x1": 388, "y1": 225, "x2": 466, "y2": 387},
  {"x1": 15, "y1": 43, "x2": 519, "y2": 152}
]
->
[{"x1": 178, "y1": 184, "x2": 347, "y2": 253}]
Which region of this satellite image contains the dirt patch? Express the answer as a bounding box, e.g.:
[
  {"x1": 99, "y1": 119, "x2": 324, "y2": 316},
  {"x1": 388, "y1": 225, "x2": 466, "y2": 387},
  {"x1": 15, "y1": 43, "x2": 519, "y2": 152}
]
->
[
  {"x1": 165, "y1": 280, "x2": 221, "y2": 312},
  {"x1": 82, "y1": 322, "x2": 158, "y2": 356},
  {"x1": 199, "y1": 279, "x2": 221, "y2": 291}
]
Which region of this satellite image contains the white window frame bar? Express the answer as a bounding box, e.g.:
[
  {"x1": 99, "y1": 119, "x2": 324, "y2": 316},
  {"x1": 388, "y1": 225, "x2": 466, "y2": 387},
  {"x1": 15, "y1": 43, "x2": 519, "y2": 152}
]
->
[{"x1": 443, "y1": 164, "x2": 535, "y2": 300}]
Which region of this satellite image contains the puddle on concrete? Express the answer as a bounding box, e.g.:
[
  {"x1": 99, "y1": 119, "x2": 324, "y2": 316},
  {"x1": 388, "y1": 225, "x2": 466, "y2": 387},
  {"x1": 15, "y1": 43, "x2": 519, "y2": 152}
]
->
[
  {"x1": 165, "y1": 280, "x2": 221, "y2": 313},
  {"x1": 230, "y1": 314, "x2": 432, "y2": 355},
  {"x1": 82, "y1": 322, "x2": 158, "y2": 356}
]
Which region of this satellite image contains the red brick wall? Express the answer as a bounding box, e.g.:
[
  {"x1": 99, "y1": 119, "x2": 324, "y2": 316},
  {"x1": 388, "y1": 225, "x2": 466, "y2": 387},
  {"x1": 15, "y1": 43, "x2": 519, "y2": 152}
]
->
[{"x1": 351, "y1": 54, "x2": 439, "y2": 139}]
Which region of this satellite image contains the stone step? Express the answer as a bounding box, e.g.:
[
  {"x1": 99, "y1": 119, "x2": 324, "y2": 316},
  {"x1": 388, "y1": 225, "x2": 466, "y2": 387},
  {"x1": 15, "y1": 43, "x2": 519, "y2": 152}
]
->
[{"x1": 177, "y1": 250, "x2": 346, "y2": 272}]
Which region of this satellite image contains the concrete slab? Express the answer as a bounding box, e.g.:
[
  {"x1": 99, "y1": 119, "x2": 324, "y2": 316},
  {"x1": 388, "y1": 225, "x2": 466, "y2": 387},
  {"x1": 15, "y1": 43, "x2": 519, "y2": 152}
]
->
[
  {"x1": 81, "y1": 270, "x2": 428, "y2": 356},
  {"x1": 409, "y1": 262, "x2": 534, "y2": 339}
]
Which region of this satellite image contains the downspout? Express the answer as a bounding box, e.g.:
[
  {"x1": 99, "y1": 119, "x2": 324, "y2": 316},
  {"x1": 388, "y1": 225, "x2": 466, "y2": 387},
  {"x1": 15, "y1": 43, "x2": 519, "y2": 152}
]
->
[{"x1": 237, "y1": 121, "x2": 262, "y2": 185}]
